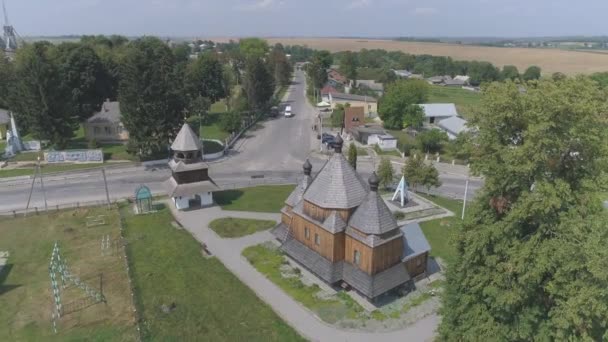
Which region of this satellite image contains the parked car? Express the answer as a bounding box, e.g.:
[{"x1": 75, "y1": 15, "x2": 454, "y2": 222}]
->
[
  {"x1": 321, "y1": 133, "x2": 335, "y2": 144},
  {"x1": 270, "y1": 106, "x2": 279, "y2": 117},
  {"x1": 284, "y1": 105, "x2": 293, "y2": 117}
]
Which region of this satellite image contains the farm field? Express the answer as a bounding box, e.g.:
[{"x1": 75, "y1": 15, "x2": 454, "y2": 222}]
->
[
  {"x1": 265, "y1": 38, "x2": 608, "y2": 75},
  {"x1": 427, "y1": 86, "x2": 481, "y2": 119},
  {"x1": 0, "y1": 206, "x2": 137, "y2": 341}
]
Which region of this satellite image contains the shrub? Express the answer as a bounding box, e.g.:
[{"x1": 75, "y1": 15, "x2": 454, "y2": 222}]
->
[
  {"x1": 219, "y1": 111, "x2": 242, "y2": 133},
  {"x1": 87, "y1": 139, "x2": 98, "y2": 149},
  {"x1": 393, "y1": 211, "x2": 406, "y2": 220}
]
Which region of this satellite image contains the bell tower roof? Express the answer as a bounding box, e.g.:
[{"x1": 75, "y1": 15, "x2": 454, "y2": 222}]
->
[{"x1": 171, "y1": 123, "x2": 202, "y2": 152}]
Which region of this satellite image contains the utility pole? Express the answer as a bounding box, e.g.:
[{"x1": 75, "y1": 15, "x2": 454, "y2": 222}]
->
[
  {"x1": 461, "y1": 178, "x2": 469, "y2": 220},
  {"x1": 24, "y1": 162, "x2": 38, "y2": 217},
  {"x1": 101, "y1": 168, "x2": 111, "y2": 209},
  {"x1": 38, "y1": 156, "x2": 48, "y2": 212}
]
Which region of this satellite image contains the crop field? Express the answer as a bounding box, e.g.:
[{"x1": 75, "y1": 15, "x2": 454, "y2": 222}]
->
[{"x1": 265, "y1": 38, "x2": 608, "y2": 75}]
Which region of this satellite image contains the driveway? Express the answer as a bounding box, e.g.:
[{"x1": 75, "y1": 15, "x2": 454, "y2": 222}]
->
[{"x1": 172, "y1": 205, "x2": 438, "y2": 342}]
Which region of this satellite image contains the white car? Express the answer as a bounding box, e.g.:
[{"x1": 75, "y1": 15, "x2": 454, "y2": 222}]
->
[{"x1": 284, "y1": 105, "x2": 293, "y2": 117}]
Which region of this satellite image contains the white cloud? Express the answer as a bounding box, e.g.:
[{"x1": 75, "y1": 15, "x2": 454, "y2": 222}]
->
[
  {"x1": 347, "y1": 0, "x2": 372, "y2": 10},
  {"x1": 235, "y1": 0, "x2": 284, "y2": 11},
  {"x1": 410, "y1": 7, "x2": 437, "y2": 15}
]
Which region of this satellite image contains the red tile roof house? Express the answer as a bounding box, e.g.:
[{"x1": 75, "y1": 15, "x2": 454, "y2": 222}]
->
[
  {"x1": 327, "y1": 69, "x2": 348, "y2": 87},
  {"x1": 320, "y1": 85, "x2": 339, "y2": 102}
]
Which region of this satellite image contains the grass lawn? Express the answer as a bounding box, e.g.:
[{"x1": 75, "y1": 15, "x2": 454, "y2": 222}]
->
[
  {"x1": 357, "y1": 147, "x2": 368, "y2": 156},
  {"x1": 0, "y1": 207, "x2": 137, "y2": 341},
  {"x1": 427, "y1": 85, "x2": 481, "y2": 119},
  {"x1": 374, "y1": 145, "x2": 403, "y2": 157},
  {"x1": 189, "y1": 112, "x2": 231, "y2": 142},
  {"x1": 209, "y1": 217, "x2": 276, "y2": 238},
  {"x1": 415, "y1": 193, "x2": 468, "y2": 266},
  {"x1": 123, "y1": 208, "x2": 303, "y2": 341},
  {"x1": 214, "y1": 185, "x2": 295, "y2": 213},
  {"x1": 101, "y1": 144, "x2": 133, "y2": 161},
  {"x1": 243, "y1": 243, "x2": 365, "y2": 324},
  {"x1": 0, "y1": 163, "x2": 106, "y2": 178},
  {"x1": 210, "y1": 100, "x2": 228, "y2": 113}
]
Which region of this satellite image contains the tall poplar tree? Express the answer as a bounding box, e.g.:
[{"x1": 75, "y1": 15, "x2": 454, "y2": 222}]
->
[
  {"x1": 440, "y1": 78, "x2": 608, "y2": 341},
  {"x1": 10, "y1": 43, "x2": 77, "y2": 148},
  {"x1": 119, "y1": 37, "x2": 185, "y2": 157}
]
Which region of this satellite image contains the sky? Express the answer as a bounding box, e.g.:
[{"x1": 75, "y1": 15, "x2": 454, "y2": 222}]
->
[{"x1": 4, "y1": 0, "x2": 608, "y2": 38}]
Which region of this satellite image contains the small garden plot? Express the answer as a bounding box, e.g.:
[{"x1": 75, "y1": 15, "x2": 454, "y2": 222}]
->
[{"x1": 0, "y1": 206, "x2": 137, "y2": 341}]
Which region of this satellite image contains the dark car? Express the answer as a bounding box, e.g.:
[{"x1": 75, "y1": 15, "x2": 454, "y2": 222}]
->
[{"x1": 321, "y1": 134, "x2": 335, "y2": 144}]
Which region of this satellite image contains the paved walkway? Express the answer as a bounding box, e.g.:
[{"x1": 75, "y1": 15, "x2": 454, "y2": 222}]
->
[{"x1": 171, "y1": 204, "x2": 438, "y2": 342}]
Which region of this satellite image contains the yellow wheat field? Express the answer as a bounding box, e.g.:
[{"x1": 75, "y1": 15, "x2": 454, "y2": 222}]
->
[{"x1": 262, "y1": 38, "x2": 608, "y2": 75}]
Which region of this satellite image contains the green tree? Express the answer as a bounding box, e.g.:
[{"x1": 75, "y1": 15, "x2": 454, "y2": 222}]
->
[
  {"x1": 500, "y1": 65, "x2": 520, "y2": 81},
  {"x1": 118, "y1": 37, "x2": 185, "y2": 157},
  {"x1": 376, "y1": 157, "x2": 394, "y2": 189},
  {"x1": 10, "y1": 43, "x2": 78, "y2": 148},
  {"x1": 416, "y1": 129, "x2": 448, "y2": 154},
  {"x1": 445, "y1": 132, "x2": 473, "y2": 161},
  {"x1": 340, "y1": 51, "x2": 358, "y2": 82},
  {"x1": 243, "y1": 57, "x2": 275, "y2": 111},
  {"x1": 552, "y1": 72, "x2": 567, "y2": 82},
  {"x1": 348, "y1": 142, "x2": 358, "y2": 170},
  {"x1": 378, "y1": 79, "x2": 428, "y2": 129},
  {"x1": 185, "y1": 52, "x2": 227, "y2": 105},
  {"x1": 54, "y1": 43, "x2": 111, "y2": 120},
  {"x1": 0, "y1": 50, "x2": 14, "y2": 108},
  {"x1": 330, "y1": 104, "x2": 346, "y2": 128},
  {"x1": 468, "y1": 61, "x2": 500, "y2": 86},
  {"x1": 422, "y1": 163, "x2": 441, "y2": 195},
  {"x1": 440, "y1": 78, "x2": 608, "y2": 341},
  {"x1": 590, "y1": 71, "x2": 608, "y2": 88},
  {"x1": 402, "y1": 154, "x2": 425, "y2": 191},
  {"x1": 312, "y1": 50, "x2": 332, "y2": 69},
  {"x1": 219, "y1": 111, "x2": 242, "y2": 133},
  {"x1": 239, "y1": 38, "x2": 269, "y2": 59},
  {"x1": 268, "y1": 44, "x2": 292, "y2": 87},
  {"x1": 378, "y1": 67, "x2": 397, "y2": 85},
  {"x1": 522, "y1": 65, "x2": 542, "y2": 81}
]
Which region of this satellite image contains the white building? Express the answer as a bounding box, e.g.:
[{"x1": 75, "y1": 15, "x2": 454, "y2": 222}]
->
[
  {"x1": 164, "y1": 123, "x2": 220, "y2": 210},
  {"x1": 437, "y1": 116, "x2": 470, "y2": 140},
  {"x1": 418, "y1": 103, "x2": 458, "y2": 124},
  {"x1": 368, "y1": 134, "x2": 398, "y2": 150}
]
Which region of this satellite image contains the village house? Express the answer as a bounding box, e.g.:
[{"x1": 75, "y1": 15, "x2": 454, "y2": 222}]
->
[
  {"x1": 368, "y1": 134, "x2": 398, "y2": 151},
  {"x1": 327, "y1": 69, "x2": 348, "y2": 88},
  {"x1": 344, "y1": 107, "x2": 365, "y2": 134},
  {"x1": 437, "y1": 116, "x2": 470, "y2": 140},
  {"x1": 320, "y1": 85, "x2": 339, "y2": 103},
  {"x1": 329, "y1": 93, "x2": 378, "y2": 117},
  {"x1": 355, "y1": 80, "x2": 384, "y2": 96},
  {"x1": 272, "y1": 137, "x2": 431, "y2": 301},
  {"x1": 84, "y1": 100, "x2": 129, "y2": 143},
  {"x1": 351, "y1": 125, "x2": 386, "y2": 145},
  {"x1": 418, "y1": 103, "x2": 458, "y2": 124}
]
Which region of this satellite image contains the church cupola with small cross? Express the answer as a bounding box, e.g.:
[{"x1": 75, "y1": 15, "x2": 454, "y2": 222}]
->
[{"x1": 163, "y1": 123, "x2": 220, "y2": 210}]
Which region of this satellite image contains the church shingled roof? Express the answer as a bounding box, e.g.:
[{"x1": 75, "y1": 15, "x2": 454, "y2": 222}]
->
[
  {"x1": 302, "y1": 153, "x2": 367, "y2": 209},
  {"x1": 171, "y1": 123, "x2": 202, "y2": 152},
  {"x1": 348, "y1": 173, "x2": 399, "y2": 235}
]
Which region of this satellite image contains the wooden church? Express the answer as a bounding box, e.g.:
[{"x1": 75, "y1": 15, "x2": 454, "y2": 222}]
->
[{"x1": 273, "y1": 135, "x2": 431, "y2": 300}]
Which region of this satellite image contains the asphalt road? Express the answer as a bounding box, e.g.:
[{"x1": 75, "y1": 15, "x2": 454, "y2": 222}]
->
[{"x1": 0, "y1": 69, "x2": 483, "y2": 213}]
